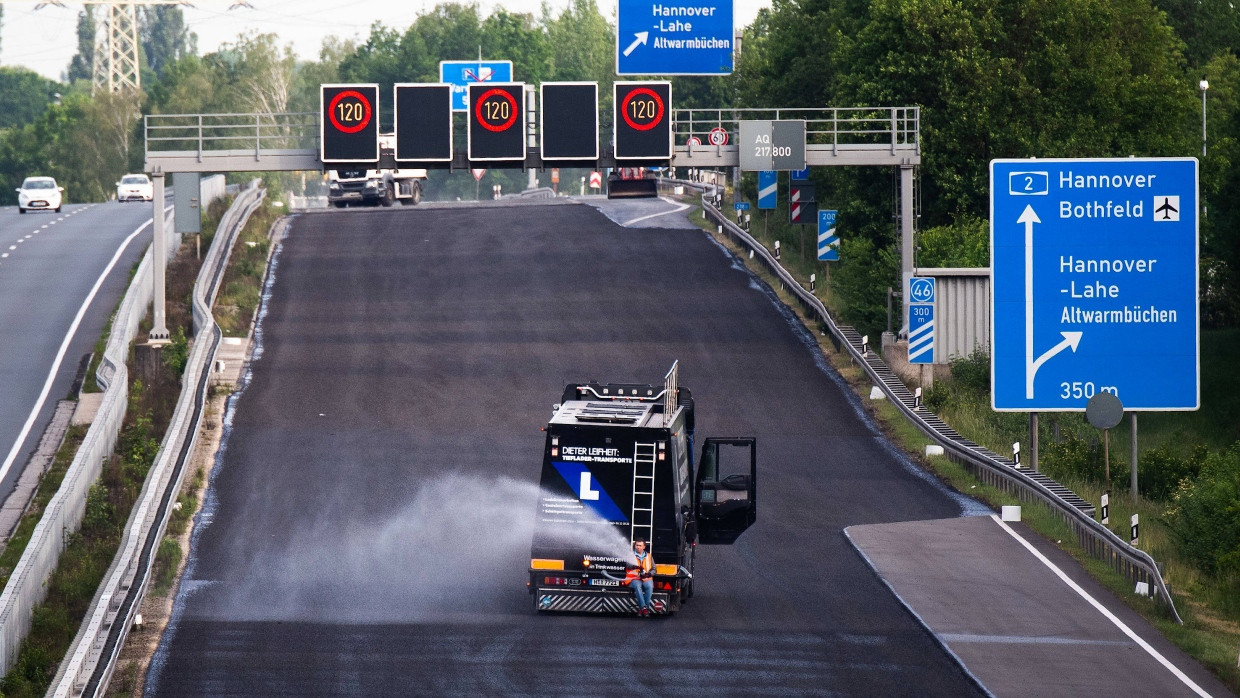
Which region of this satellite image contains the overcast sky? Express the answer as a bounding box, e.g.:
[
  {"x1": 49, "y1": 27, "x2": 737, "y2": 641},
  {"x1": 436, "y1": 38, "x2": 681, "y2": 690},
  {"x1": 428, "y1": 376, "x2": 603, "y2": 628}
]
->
[{"x1": 1, "y1": 0, "x2": 769, "y2": 82}]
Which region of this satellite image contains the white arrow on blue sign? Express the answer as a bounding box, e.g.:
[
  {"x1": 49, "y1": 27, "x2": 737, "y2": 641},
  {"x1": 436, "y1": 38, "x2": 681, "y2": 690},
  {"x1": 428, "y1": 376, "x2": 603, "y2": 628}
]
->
[
  {"x1": 790, "y1": 167, "x2": 810, "y2": 181},
  {"x1": 990, "y1": 157, "x2": 1199, "y2": 411},
  {"x1": 909, "y1": 277, "x2": 935, "y2": 364},
  {"x1": 817, "y1": 209, "x2": 838, "y2": 261},
  {"x1": 617, "y1": 0, "x2": 734, "y2": 76},
  {"x1": 440, "y1": 60, "x2": 514, "y2": 112},
  {"x1": 758, "y1": 171, "x2": 777, "y2": 210}
]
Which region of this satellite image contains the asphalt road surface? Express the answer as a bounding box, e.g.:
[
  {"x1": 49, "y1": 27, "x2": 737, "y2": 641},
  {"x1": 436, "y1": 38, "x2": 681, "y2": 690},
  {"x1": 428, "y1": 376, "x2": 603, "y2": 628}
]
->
[
  {"x1": 0, "y1": 201, "x2": 162, "y2": 504},
  {"x1": 147, "y1": 199, "x2": 990, "y2": 696}
]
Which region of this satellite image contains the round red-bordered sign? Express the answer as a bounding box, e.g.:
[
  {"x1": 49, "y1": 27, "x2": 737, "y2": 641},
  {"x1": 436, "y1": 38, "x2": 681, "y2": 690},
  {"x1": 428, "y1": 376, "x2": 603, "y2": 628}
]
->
[
  {"x1": 327, "y1": 90, "x2": 372, "y2": 134},
  {"x1": 708, "y1": 127, "x2": 729, "y2": 146},
  {"x1": 621, "y1": 87, "x2": 664, "y2": 132},
  {"x1": 475, "y1": 88, "x2": 519, "y2": 133},
  {"x1": 686, "y1": 136, "x2": 702, "y2": 146}
]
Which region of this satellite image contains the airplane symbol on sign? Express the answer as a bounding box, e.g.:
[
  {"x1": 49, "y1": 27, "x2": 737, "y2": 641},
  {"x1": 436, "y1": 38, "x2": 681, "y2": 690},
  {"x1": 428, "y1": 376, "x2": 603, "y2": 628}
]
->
[
  {"x1": 464, "y1": 67, "x2": 494, "y2": 82},
  {"x1": 1154, "y1": 196, "x2": 1180, "y2": 221}
]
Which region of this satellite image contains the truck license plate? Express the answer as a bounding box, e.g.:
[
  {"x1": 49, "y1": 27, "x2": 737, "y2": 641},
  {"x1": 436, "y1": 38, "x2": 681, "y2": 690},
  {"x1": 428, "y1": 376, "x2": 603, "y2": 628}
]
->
[{"x1": 589, "y1": 579, "x2": 620, "y2": 587}]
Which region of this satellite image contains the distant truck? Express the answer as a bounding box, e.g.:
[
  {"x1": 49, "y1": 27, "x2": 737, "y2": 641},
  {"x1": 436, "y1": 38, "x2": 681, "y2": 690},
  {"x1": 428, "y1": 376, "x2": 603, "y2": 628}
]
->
[
  {"x1": 529, "y1": 363, "x2": 757, "y2": 615},
  {"x1": 327, "y1": 135, "x2": 426, "y2": 208},
  {"x1": 607, "y1": 167, "x2": 660, "y2": 199}
]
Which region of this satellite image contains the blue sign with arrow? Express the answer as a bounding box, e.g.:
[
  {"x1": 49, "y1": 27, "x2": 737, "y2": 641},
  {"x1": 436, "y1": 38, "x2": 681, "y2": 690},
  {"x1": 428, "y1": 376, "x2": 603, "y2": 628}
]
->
[
  {"x1": 758, "y1": 171, "x2": 777, "y2": 209},
  {"x1": 616, "y1": 0, "x2": 733, "y2": 75},
  {"x1": 990, "y1": 158, "x2": 1199, "y2": 411},
  {"x1": 439, "y1": 60, "x2": 514, "y2": 112}
]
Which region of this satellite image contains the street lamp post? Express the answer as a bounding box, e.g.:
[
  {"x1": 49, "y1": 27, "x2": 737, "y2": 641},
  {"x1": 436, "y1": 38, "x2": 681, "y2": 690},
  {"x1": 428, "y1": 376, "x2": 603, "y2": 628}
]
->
[{"x1": 1200, "y1": 78, "x2": 1209, "y2": 158}]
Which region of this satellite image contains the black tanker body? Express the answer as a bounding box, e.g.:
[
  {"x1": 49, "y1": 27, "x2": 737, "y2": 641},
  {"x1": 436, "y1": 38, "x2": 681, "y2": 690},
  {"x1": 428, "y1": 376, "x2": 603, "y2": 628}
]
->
[{"x1": 529, "y1": 364, "x2": 757, "y2": 615}]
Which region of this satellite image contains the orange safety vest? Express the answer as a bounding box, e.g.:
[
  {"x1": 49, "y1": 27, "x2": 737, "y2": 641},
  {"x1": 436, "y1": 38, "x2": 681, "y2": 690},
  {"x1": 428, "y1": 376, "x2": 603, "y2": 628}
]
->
[{"x1": 626, "y1": 550, "x2": 653, "y2": 582}]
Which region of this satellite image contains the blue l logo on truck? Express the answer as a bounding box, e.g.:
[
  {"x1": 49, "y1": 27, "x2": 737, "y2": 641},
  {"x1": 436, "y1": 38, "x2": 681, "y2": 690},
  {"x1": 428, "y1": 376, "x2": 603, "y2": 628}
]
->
[{"x1": 552, "y1": 462, "x2": 627, "y2": 521}]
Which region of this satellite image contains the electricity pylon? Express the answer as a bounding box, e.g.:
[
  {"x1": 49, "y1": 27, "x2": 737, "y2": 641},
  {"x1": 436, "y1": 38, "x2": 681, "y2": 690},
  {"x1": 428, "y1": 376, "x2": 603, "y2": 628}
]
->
[{"x1": 16, "y1": 1, "x2": 253, "y2": 93}]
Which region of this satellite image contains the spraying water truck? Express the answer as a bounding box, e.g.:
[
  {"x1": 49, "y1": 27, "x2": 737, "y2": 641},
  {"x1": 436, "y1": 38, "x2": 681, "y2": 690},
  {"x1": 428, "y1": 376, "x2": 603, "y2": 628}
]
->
[{"x1": 529, "y1": 362, "x2": 757, "y2": 615}]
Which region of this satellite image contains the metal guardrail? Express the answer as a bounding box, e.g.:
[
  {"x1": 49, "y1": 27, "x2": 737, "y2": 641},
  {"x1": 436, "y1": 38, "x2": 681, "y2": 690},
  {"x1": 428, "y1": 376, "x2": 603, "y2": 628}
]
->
[
  {"x1": 694, "y1": 189, "x2": 1181, "y2": 623},
  {"x1": 146, "y1": 112, "x2": 319, "y2": 157},
  {"x1": 0, "y1": 206, "x2": 177, "y2": 679},
  {"x1": 674, "y1": 107, "x2": 920, "y2": 153},
  {"x1": 51, "y1": 183, "x2": 267, "y2": 697}
]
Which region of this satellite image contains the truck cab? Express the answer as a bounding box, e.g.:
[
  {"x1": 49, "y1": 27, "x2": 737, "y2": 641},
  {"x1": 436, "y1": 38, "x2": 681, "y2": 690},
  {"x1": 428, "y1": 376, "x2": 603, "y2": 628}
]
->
[
  {"x1": 327, "y1": 135, "x2": 426, "y2": 207},
  {"x1": 529, "y1": 363, "x2": 757, "y2": 615}
]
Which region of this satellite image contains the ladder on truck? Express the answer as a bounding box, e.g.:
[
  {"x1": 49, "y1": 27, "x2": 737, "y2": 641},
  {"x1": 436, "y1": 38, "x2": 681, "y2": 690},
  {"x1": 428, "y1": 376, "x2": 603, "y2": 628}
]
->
[{"x1": 631, "y1": 443, "x2": 657, "y2": 545}]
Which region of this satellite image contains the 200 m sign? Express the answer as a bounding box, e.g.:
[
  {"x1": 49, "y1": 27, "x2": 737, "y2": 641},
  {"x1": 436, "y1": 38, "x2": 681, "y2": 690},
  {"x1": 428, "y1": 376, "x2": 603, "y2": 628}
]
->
[{"x1": 475, "y1": 88, "x2": 518, "y2": 132}]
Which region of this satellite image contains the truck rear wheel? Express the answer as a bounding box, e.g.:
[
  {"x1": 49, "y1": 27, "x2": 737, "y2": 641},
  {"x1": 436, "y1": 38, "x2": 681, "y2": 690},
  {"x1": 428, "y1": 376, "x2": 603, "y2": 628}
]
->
[{"x1": 381, "y1": 184, "x2": 395, "y2": 207}]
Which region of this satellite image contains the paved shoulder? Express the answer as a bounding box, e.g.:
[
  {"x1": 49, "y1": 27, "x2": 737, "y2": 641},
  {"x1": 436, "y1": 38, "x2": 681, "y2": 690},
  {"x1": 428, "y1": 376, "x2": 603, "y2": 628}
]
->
[{"x1": 846, "y1": 516, "x2": 1232, "y2": 698}]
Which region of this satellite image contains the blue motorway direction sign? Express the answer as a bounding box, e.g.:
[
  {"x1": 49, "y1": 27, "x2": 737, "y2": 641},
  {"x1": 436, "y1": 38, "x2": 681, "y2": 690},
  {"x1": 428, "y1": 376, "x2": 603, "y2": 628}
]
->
[
  {"x1": 909, "y1": 277, "x2": 935, "y2": 364},
  {"x1": 617, "y1": 0, "x2": 733, "y2": 75},
  {"x1": 439, "y1": 60, "x2": 513, "y2": 111},
  {"x1": 817, "y1": 209, "x2": 838, "y2": 261},
  {"x1": 990, "y1": 158, "x2": 1199, "y2": 411},
  {"x1": 758, "y1": 171, "x2": 777, "y2": 209},
  {"x1": 790, "y1": 166, "x2": 810, "y2": 181}
]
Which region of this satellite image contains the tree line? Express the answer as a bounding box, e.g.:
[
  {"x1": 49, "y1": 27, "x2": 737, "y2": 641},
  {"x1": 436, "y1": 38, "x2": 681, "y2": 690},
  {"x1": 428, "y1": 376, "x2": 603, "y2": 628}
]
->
[{"x1": 0, "y1": 0, "x2": 1235, "y2": 326}]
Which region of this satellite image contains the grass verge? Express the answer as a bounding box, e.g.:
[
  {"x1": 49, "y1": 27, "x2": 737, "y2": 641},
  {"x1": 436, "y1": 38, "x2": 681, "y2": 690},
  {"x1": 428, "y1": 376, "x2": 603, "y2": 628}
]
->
[{"x1": 687, "y1": 199, "x2": 1240, "y2": 693}]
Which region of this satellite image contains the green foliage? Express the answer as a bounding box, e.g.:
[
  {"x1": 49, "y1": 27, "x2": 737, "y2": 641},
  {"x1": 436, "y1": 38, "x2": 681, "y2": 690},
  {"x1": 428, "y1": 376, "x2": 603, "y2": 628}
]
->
[
  {"x1": 1166, "y1": 443, "x2": 1240, "y2": 579},
  {"x1": 152, "y1": 538, "x2": 183, "y2": 597},
  {"x1": 163, "y1": 325, "x2": 189, "y2": 376},
  {"x1": 81, "y1": 484, "x2": 115, "y2": 536},
  {"x1": 0, "y1": 68, "x2": 63, "y2": 130},
  {"x1": 828, "y1": 237, "x2": 899, "y2": 338},
  {"x1": 917, "y1": 215, "x2": 989, "y2": 268},
  {"x1": 1141, "y1": 444, "x2": 1207, "y2": 502},
  {"x1": 948, "y1": 347, "x2": 990, "y2": 394}
]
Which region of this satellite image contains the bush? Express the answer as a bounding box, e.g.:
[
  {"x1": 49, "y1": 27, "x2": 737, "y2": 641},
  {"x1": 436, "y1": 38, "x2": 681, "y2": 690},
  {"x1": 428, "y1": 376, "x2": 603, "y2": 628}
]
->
[
  {"x1": 948, "y1": 348, "x2": 990, "y2": 395},
  {"x1": 1139, "y1": 444, "x2": 1206, "y2": 502},
  {"x1": 1166, "y1": 442, "x2": 1240, "y2": 579}
]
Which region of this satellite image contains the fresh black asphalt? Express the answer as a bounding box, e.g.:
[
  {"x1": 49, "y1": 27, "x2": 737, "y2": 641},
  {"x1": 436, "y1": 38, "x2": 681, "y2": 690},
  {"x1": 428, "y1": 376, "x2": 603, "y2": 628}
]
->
[{"x1": 146, "y1": 199, "x2": 988, "y2": 696}]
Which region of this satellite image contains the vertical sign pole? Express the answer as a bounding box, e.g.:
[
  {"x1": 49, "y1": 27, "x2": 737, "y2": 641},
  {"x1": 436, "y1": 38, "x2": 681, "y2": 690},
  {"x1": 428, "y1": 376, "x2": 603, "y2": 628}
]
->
[
  {"x1": 1030, "y1": 412, "x2": 1039, "y2": 472},
  {"x1": 900, "y1": 164, "x2": 914, "y2": 336},
  {"x1": 150, "y1": 172, "x2": 169, "y2": 344},
  {"x1": 1130, "y1": 413, "x2": 1139, "y2": 501},
  {"x1": 1104, "y1": 428, "x2": 1111, "y2": 487}
]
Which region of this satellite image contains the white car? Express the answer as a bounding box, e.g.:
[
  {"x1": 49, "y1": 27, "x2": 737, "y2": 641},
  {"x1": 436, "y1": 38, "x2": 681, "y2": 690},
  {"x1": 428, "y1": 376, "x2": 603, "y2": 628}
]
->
[
  {"x1": 116, "y1": 174, "x2": 153, "y2": 203},
  {"x1": 16, "y1": 176, "x2": 63, "y2": 214}
]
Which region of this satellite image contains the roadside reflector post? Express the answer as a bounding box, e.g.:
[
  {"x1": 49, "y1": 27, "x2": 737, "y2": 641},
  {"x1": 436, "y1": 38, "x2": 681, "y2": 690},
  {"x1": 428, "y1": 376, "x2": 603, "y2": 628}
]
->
[
  {"x1": 861, "y1": 335, "x2": 869, "y2": 355},
  {"x1": 809, "y1": 273, "x2": 816, "y2": 292},
  {"x1": 1012, "y1": 441, "x2": 1020, "y2": 467},
  {"x1": 774, "y1": 240, "x2": 780, "y2": 260},
  {"x1": 1131, "y1": 513, "x2": 1139, "y2": 547},
  {"x1": 1100, "y1": 492, "x2": 1110, "y2": 525},
  {"x1": 914, "y1": 387, "x2": 922, "y2": 409}
]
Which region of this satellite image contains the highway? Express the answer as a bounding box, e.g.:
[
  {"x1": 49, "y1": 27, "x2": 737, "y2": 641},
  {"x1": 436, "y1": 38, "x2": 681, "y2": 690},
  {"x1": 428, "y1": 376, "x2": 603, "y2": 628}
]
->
[
  {"x1": 0, "y1": 201, "x2": 161, "y2": 507},
  {"x1": 143, "y1": 198, "x2": 1230, "y2": 696}
]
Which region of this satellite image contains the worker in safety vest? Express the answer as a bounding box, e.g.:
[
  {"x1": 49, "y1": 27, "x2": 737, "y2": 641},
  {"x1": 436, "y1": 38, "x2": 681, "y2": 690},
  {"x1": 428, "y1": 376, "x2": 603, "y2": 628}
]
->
[{"x1": 626, "y1": 538, "x2": 655, "y2": 616}]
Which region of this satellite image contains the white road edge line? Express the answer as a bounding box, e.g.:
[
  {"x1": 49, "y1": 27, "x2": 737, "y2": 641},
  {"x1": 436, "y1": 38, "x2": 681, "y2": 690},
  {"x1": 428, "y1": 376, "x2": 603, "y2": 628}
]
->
[
  {"x1": 990, "y1": 514, "x2": 1211, "y2": 697},
  {"x1": 622, "y1": 197, "x2": 691, "y2": 227},
  {"x1": 0, "y1": 210, "x2": 166, "y2": 487}
]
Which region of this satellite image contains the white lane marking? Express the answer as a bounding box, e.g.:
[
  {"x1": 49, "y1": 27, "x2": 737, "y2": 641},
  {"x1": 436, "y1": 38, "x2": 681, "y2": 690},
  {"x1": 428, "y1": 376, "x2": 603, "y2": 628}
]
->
[
  {"x1": 8, "y1": 245, "x2": 15, "y2": 250},
  {"x1": 0, "y1": 214, "x2": 159, "y2": 487},
  {"x1": 621, "y1": 197, "x2": 692, "y2": 227},
  {"x1": 990, "y1": 515, "x2": 1212, "y2": 697},
  {"x1": 1, "y1": 253, "x2": 7, "y2": 258}
]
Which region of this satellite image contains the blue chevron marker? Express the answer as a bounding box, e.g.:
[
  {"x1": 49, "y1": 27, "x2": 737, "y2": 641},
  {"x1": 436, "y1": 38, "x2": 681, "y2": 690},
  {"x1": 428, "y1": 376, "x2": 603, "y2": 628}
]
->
[
  {"x1": 908, "y1": 277, "x2": 935, "y2": 364},
  {"x1": 818, "y1": 209, "x2": 838, "y2": 261}
]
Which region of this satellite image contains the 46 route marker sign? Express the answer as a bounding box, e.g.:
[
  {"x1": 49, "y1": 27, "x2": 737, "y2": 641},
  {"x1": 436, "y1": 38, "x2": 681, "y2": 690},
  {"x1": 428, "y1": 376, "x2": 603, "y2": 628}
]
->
[{"x1": 990, "y1": 158, "x2": 1199, "y2": 412}]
